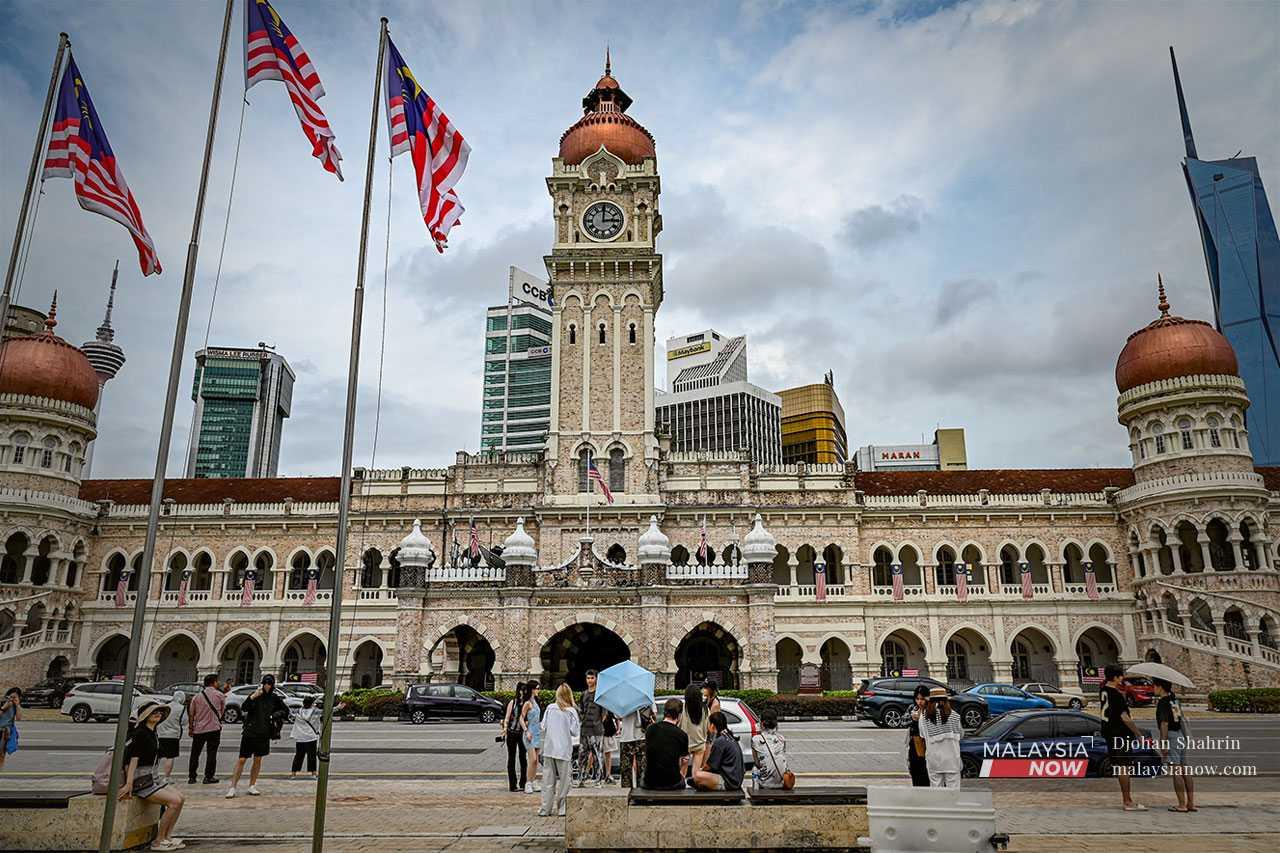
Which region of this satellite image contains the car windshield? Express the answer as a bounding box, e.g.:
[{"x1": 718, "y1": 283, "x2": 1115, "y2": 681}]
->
[
  {"x1": 962, "y1": 685, "x2": 981, "y2": 693},
  {"x1": 970, "y1": 714, "x2": 1020, "y2": 738}
]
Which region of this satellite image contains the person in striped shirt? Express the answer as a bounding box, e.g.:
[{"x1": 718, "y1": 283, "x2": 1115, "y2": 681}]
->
[{"x1": 919, "y1": 687, "x2": 964, "y2": 789}]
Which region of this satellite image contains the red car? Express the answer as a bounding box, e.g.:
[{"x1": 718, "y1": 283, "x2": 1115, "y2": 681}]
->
[{"x1": 1121, "y1": 676, "x2": 1155, "y2": 707}]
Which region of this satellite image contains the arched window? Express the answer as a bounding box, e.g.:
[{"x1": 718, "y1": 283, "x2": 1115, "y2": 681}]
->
[
  {"x1": 1177, "y1": 417, "x2": 1194, "y2": 450},
  {"x1": 40, "y1": 436, "x2": 60, "y2": 469},
  {"x1": 11, "y1": 432, "x2": 30, "y2": 465},
  {"x1": 1207, "y1": 414, "x2": 1222, "y2": 448},
  {"x1": 608, "y1": 447, "x2": 625, "y2": 493},
  {"x1": 577, "y1": 448, "x2": 592, "y2": 492},
  {"x1": 568, "y1": 323, "x2": 577, "y2": 345},
  {"x1": 628, "y1": 323, "x2": 636, "y2": 344},
  {"x1": 598, "y1": 323, "x2": 606, "y2": 345}
]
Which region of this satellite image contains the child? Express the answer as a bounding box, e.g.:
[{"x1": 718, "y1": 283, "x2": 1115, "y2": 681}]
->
[
  {"x1": 1154, "y1": 678, "x2": 1195, "y2": 812},
  {"x1": 290, "y1": 695, "x2": 322, "y2": 778}
]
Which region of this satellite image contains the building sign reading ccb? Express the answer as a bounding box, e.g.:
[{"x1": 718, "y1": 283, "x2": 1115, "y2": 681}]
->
[
  {"x1": 526, "y1": 346, "x2": 551, "y2": 358},
  {"x1": 508, "y1": 265, "x2": 553, "y2": 312},
  {"x1": 667, "y1": 341, "x2": 712, "y2": 361}
]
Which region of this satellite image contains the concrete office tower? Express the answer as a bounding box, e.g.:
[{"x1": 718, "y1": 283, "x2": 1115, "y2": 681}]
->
[
  {"x1": 779, "y1": 372, "x2": 847, "y2": 464},
  {"x1": 186, "y1": 346, "x2": 294, "y2": 478},
  {"x1": 1172, "y1": 48, "x2": 1280, "y2": 464},
  {"x1": 855, "y1": 428, "x2": 968, "y2": 472},
  {"x1": 79, "y1": 264, "x2": 127, "y2": 477},
  {"x1": 480, "y1": 267, "x2": 554, "y2": 452},
  {"x1": 656, "y1": 330, "x2": 782, "y2": 463}
]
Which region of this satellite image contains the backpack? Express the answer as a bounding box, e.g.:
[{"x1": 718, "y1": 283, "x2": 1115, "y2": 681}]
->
[
  {"x1": 91, "y1": 749, "x2": 115, "y2": 795},
  {"x1": 603, "y1": 712, "x2": 618, "y2": 737}
]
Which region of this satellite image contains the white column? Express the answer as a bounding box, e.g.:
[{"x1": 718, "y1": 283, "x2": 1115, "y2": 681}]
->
[
  {"x1": 1198, "y1": 534, "x2": 1213, "y2": 572},
  {"x1": 612, "y1": 306, "x2": 622, "y2": 433}
]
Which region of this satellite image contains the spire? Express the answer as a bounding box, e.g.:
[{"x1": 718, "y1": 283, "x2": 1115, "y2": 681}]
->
[
  {"x1": 605, "y1": 44, "x2": 611, "y2": 77},
  {"x1": 44, "y1": 290, "x2": 58, "y2": 334},
  {"x1": 96, "y1": 260, "x2": 119, "y2": 344},
  {"x1": 1157, "y1": 273, "x2": 1171, "y2": 317},
  {"x1": 1170, "y1": 46, "x2": 1198, "y2": 160}
]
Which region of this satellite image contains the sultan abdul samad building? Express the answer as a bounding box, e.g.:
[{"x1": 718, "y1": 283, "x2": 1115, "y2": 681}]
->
[{"x1": 2, "y1": 63, "x2": 1279, "y2": 701}]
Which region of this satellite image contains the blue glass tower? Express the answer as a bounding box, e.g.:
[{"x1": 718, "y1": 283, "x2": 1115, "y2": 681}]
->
[{"x1": 1172, "y1": 47, "x2": 1280, "y2": 465}]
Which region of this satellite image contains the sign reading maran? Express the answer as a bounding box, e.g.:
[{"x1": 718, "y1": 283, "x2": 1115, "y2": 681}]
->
[{"x1": 667, "y1": 341, "x2": 712, "y2": 361}]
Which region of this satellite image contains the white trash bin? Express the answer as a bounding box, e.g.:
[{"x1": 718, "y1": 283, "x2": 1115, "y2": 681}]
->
[{"x1": 867, "y1": 785, "x2": 1001, "y2": 853}]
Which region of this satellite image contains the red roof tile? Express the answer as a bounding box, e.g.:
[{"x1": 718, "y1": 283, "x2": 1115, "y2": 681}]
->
[
  {"x1": 854, "y1": 468, "x2": 1136, "y2": 496},
  {"x1": 79, "y1": 477, "x2": 341, "y2": 505},
  {"x1": 1255, "y1": 467, "x2": 1280, "y2": 491}
]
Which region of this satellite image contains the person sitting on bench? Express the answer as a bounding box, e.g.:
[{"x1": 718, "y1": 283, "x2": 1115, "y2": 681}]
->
[
  {"x1": 642, "y1": 698, "x2": 689, "y2": 790},
  {"x1": 693, "y1": 711, "x2": 743, "y2": 791}
]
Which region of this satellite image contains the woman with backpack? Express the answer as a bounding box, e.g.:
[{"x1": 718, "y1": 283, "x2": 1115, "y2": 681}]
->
[
  {"x1": 521, "y1": 681, "x2": 542, "y2": 794},
  {"x1": 290, "y1": 695, "x2": 322, "y2": 778},
  {"x1": 502, "y1": 682, "x2": 529, "y2": 792}
]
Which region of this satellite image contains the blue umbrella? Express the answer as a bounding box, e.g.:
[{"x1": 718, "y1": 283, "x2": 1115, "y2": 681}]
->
[{"x1": 594, "y1": 659, "x2": 656, "y2": 717}]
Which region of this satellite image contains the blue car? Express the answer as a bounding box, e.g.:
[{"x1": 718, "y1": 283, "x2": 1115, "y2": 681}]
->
[
  {"x1": 958, "y1": 709, "x2": 1162, "y2": 779},
  {"x1": 964, "y1": 683, "x2": 1054, "y2": 715}
]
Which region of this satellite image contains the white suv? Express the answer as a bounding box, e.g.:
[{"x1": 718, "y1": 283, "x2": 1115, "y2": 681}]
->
[{"x1": 61, "y1": 681, "x2": 167, "y2": 723}]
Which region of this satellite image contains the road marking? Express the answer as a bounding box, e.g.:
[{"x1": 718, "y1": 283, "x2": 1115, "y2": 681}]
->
[{"x1": 791, "y1": 751, "x2": 901, "y2": 756}]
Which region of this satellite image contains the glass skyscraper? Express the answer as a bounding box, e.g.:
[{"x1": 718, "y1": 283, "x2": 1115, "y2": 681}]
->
[
  {"x1": 186, "y1": 347, "x2": 294, "y2": 478},
  {"x1": 481, "y1": 302, "x2": 552, "y2": 452},
  {"x1": 1173, "y1": 48, "x2": 1280, "y2": 464}
]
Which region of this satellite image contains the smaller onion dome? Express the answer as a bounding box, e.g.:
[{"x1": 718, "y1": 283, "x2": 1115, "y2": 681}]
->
[
  {"x1": 1115, "y1": 276, "x2": 1239, "y2": 393},
  {"x1": 502, "y1": 517, "x2": 538, "y2": 568},
  {"x1": 741, "y1": 513, "x2": 777, "y2": 565},
  {"x1": 0, "y1": 293, "x2": 100, "y2": 410},
  {"x1": 637, "y1": 515, "x2": 670, "y2": 565},
  {"x1": 396, "y1": 518, "x2": 435, "y2": 568}
]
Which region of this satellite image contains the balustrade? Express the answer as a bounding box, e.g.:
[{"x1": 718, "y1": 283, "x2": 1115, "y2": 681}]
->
[
  {"x1": 665, "y1": 564, "x2": 749, "y2": 580},
  {"x1": 284, "y1": 589, "x2": 332, "y2": 602},
  {"x1": 423, "y1": 565, "x2": 506, "y2": 583},
  {"x1": 1064, "y1": 582, "x2": 1117, "y2": 595},
  {"x1": 872, "y1": 584, "x2": 925, "y2": 598}
]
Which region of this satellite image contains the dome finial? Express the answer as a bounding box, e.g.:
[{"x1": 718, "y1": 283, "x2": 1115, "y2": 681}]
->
[
  {"x1": 1157, "y1": 273, "x2": 1170, "y2": 317},
  {"x1": 45, "y1": 290, "x2": 58, "y2": 333},
  {"x1": 605, "y1": 44, "x2": 611, "y2": 77}
]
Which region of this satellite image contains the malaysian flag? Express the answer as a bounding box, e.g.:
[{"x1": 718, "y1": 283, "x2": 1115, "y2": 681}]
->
[
  {"x1": 177, "y1": 570, "x2": 190, "y2": 608},
  {"x1": 891, "y1": 563, "x2": 904, "y2": 601},
  {"x1": 955, "y1": 564, "x2": 968, "y2": 602},
  {"x1": 384, "y1": 35, "x2": 470, "y2": 251},
  {"x1": 241, "y1": 567, "x2": 256, "y2": 607},
  {"x1": 586, "y1": 456, "x2": 614, "y2": 503},
  {"x1": 1020, "y1": 562, "x2": 1034, "y2": 600},
  {"x1": 814, "y1": 562, "x2": 827, "y2": 602},
  {"x1": 115, "y1": 568, "x2": 130, "y2": 609},
  {"x1": 43, "y1": 54, "x2": 161, "y2": 275},
  {"x1": 698, "y1": 517, "x2": 709, "y2": 565},
  {"x1": 469, "y1": 518, "x2": 481, "y2": 561},
  {"x1": 245, "y1": 0, "x2": 343, "y2": 179},
  {"x1": 302, "y1": 566, "x2": 318, "y2": 606},
  {"x1": 1083, "y1": 561, "x2": 1100, "y2": 601}
]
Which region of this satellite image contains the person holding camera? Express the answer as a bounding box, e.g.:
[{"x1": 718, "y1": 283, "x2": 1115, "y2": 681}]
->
[
  {"x1": 0, "y1": 687, "x2": 22, "y2": 773},
  {"x1": 225, "y1": 674, "x2": 289, "y2": 799}
]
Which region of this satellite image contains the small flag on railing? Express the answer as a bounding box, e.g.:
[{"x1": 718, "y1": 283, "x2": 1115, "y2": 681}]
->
[
  {"x1": 469, "y1": 518, "x2": 481, "y2": 561},
  {"x1": 1083, "y1": 561, "x2": 1100, "y2": 601},
  {"x1": 300, "y1": 671, "x2": 318, "y2": 684},
  {"x1": 241, "y1": 567, "x2": 256, "y2": 607},
  {"x1": 891, "y1": 564, "x2": 904, "y2": 601},
  {"x1": 177, "y1": 570, "x2": 190, "y2": 607},
  {"x1": 586, "y1": 456, "x2": 614, "y2": 504},
  {"x1": 814, "y1": 562, "x2": 827, "y2": 602},
  {"x1": 302, "y1": 566, "x2": 318, "y2": 605},
  {"x1": 115, "y1": 569, "x2": 129, "y2": 608},
  {"x1": 955, "y1": 565, "x2": 968, "y2": 602},
  {"x1": 698, "y1": 517, "x2": 708, "y2": 565},
  {"x1": 1020, "y1": 562, "x2": 1034, "y2": 600}
]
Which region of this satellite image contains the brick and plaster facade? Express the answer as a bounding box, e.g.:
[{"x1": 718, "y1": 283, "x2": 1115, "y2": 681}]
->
[{"x1": 3, "y1": 63, "x2": 1278, "y2": 699}]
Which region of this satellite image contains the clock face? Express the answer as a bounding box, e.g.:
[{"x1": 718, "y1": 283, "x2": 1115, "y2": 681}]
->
[{"x1": 583, "y1": 201, "x2": 625, "y2": 240}]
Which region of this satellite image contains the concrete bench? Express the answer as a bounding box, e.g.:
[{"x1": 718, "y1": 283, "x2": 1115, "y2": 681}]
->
[
  {"x1": 568, "y1": 788, "x2": 869, "y2": 851},
  {"x1": 0, "y1": 789, "x2": 159, "y2": 851},
  {"x1": 748, "y1": 785, "x2": 868, "y2": 805}
]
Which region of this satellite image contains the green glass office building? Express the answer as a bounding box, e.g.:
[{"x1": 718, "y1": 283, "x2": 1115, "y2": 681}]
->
[
  {"x1": 482, "y1": 302, "x2": 552, "y2": 452},
  {"x1": 186, "y1": 347, "x2": 295, "y2": 478}
]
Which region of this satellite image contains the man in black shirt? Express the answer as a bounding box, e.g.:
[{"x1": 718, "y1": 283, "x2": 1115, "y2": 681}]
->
[
  {"x1": 226, "y1": 675, "x2": 290, "y2": 799},
  {"x1": 694, "y1": 711, "x2": 744, "y2": 790},
  {"x1": 1100, "y1": 664, "x2": 1147, "y2": 811},
  {"x1": 1155, "y1": 678, "x2": 1195, "y2": 812},
  {"x1": 643, "y1": 698, "x2": 689, "y2": 789}
]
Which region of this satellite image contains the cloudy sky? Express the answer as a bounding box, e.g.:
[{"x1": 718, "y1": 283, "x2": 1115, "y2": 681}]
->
[{"x1": 2, "y1": 0, "x2": 1277, "y2": 478}]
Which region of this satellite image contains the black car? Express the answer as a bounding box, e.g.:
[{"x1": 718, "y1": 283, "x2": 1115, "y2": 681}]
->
[
  {"x1": 855, "y1": 676, "x2": 989, "y2": 729},
  {"x1": 25, "y1": 677, "x2": 88, "y2": 708},
  {"x1": 402, "y1": 683, "x2": 503, "y2": 724}
]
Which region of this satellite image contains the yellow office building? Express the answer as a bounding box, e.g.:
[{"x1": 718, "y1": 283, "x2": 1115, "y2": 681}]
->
[{"x1": 779, "y1": 375, "x2": 847, "y2": 464}]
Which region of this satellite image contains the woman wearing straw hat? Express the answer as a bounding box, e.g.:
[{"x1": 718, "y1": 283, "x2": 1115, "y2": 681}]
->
[
  {"x1": 918, "y1": 687, "x2": 964, "y2": 789},
  {"x1": 119, "y1": 699, "x2": 187, "y2": 851}
]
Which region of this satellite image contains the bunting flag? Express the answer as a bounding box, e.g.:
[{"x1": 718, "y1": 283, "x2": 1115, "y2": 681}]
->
[
  {"x1": 697, "y1": 517, "x2": 708, "y2": 565},
  {"x1": 241, "y1": 567, "x2": 256, "y2": 607},
  {"x1": 955, "y1": 565, "x2": 968, "y2": 602},
  {"x1": 177, "y1": 571, "x2": 190, "y2": 607},
  {"x1": 586, "y1": 455, "x2": 614, "y2": 504},
  {"x1": 383, "y1": 35, "x2": 470, "y2": 251},
  {"x1": 814, "y1": 562, "x2": 827, "y2": 602},
  {"x1": 244, "y1": 0, "x2": 343, "y2": 179},
  {"x1": 891, "y1": 563, "x2": 904, "y2": 601},
  {"x1": 115, "y1": 569, "x2": 130, "y2": 608},
  {"x1": 302, "y1": 566, "x2": 318, "y2": 605},
  {"x1": 469, "y1": 518, "x2": 481, "y2": 561},
  {"x1": 1020, "y1": 562, "x2": 1034, "y2": 600},
  {"x1": 43, "y1": 53, "x2": 161, "y2": 275},
  {"x1": 1083, "y1": 561, "x2": 1100, "y2": 601}
]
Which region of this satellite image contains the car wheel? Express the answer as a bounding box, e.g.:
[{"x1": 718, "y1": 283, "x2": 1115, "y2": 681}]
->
[
  {"x1": 1096, "y1": 756, "x2": 1112, "y2": 779},
  {"x1": 70, "y1": 704, "x2": 92, "y2": 724},
  {"x1": 961, "y1": 706, "x2": 985, "y2": 729},
  {"x1": 878, "y1": 705, "x2": 907, "y2": 728},
  {"x1": 961, "y1": 756, "x2": 981, "y2": 779},
  {"x1": 49, "y1": 696, "x2": 62, "y2": 709},
  {"x1": 479, "y1": 708, "x2": 498, "y2": 724},
  {"x1": 1069, "y1": 698, "x2": 1083, "y2": 710},
  {"x1": 411, "y1": 709, "x2": 428, "y2": 725},
  {"x1": 223, "y1": 706, "x2": 241, "y2": 724}
]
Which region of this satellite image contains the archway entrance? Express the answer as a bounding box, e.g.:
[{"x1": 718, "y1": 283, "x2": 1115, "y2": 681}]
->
[
  {"x1": 879, "y1": 629, "x2": 928, "y2": 677},
  {"x1": 540, "y1": 623, "x2": 629, "y2": 690},
  {"x1": 427, "y1": 626, "x2": 495, "y2": 690},
  {"x1": 281, "y1": 633, "x2": 326, "y2": 684},
  {"x1": 95, "y1": 635, "x2": 130, "y2": 680},
  {"x1": 351, "y1": 641, "x2": 384, "y2": 688},
  {"x1": 219, "y1": 634, "x2": 263, "y2": 686},
  {"x1": 1010, "y1": 627, "x2": 1057, "y2": 684},
  {"x1": 776, "y1": 638, "x2": 802, "y2": 693},
  {"x1": 675, "y1": 622, "x2": 740, "y2": 689},
  {"x1": 943, "y1": 628, "x2": 992, "y2": 688},
  {"x1": 820, "y1": 637, "x2": 852, "y2": 690},
  {"x1": 1075, "y1": 627, "x2": 1121, "y2": 679},
  {"x1": 46, "y1": 655, "x2": 69, "y2": 680},
  {"x1": 154, "y1": 634, "x2": 200, "y2": 688}
]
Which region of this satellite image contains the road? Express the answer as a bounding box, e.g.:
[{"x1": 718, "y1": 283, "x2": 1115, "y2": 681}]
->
[{"x1": 2, "y1": 716, "x2": 1277, "y2": 789}]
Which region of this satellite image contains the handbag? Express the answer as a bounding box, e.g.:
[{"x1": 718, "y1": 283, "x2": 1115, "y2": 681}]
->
[
  {"x1": 759, "y1": 733, "x2": 795, "y2": 790},
  {"x1": 91, "y1": 749, "x2": 115, "y2": 794}
]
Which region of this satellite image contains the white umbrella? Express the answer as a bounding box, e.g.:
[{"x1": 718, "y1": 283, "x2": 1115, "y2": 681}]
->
[{"x1": 1126, "y1": 662, "x2": 1194, "y2": 689}]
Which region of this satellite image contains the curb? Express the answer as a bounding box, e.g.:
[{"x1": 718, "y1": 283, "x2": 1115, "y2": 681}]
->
[{"x1": 779, "y1": 715, "x2": 860, "y2": 722}]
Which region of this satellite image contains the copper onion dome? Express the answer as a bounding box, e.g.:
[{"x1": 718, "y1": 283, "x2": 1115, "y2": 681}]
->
[
  {"x1": 558, "y1": 48, "x2": 655, "y2": 166},
  {"x1": 1115, "y1": 276, "x2": 1239, "y2": 393},
  {"x1": 0, "y1": 293, "x2": 101, "y2": 410}
]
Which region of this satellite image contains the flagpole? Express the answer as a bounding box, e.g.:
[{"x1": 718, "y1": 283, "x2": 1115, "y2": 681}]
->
[
  {"x1": 1, "y1": 31, "x2": 69, "y2": 333},
  {"x1": 97, "y1": 2, "x2": 233, "y2": 850},
  {"x1": 312, "y1": 17, "x2": 389, "y2": 853},
  {"x1": 586, "y1": 450, "x2": 592, "y2": 541}
]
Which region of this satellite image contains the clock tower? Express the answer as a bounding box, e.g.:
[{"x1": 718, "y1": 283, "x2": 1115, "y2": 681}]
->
[{"x1": 545, "y1": 53, "x2": 663, "y2": 501}]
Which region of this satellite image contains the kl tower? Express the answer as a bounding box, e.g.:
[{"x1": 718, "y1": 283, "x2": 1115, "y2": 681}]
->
[{"x1": 79, "y1": 261, "x2": 127, "y2": 477}]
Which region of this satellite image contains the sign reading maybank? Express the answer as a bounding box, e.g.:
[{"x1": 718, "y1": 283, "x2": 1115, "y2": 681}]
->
[
  {"x1": 509, "y1": 265, "x2": 553, "y2": 312},
  {"x1": 667, "y1": 341, "x2": 712, "y2": 361}
]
